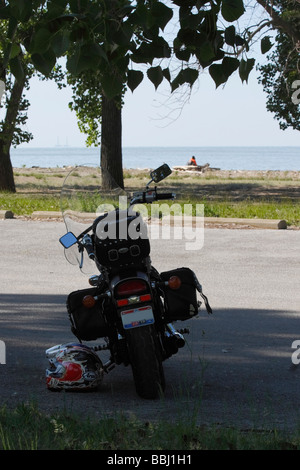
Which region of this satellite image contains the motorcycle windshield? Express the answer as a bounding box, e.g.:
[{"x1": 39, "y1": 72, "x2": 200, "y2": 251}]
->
[{"x1": 60, "y1": 164, "x2": 128, "y2": 273}]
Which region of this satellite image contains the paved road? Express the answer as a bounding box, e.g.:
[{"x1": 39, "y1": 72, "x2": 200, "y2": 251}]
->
[{"x1": 0, "y1": 219, "x2": 300, "y2": 430}]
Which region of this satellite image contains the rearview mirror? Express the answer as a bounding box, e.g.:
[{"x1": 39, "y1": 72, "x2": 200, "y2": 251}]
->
[
  {"x1": 149, "y1": 164, "x2": 172, "y2": 184},
  {"x1": 59, "y1": 232, "x2": 78, "y2": 248}
]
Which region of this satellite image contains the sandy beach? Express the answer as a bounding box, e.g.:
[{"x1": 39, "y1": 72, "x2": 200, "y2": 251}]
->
[{"x1": 13, "y1": 166, "x2": 300, "y2": 179}]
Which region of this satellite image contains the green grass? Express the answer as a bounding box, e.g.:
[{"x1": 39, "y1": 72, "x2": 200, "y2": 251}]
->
[
  {"x1": 0, "y1": 402, "x2": 299, "y2": 450},
  {"x1": 139, "y1": 197, "x2": 300, "y2": 226},
  {"x1": 1, "y1": 192, "x2": 300, "y2": 225},
  {"x1": 0, "y1": 193, "x2": 60, "y2": 215},
  {"x1": 200, "y1": 198, "x2": 300, "y2": 225},
  {"x1": 1, "y1": 168, "x2": 300, "y2": 225}
]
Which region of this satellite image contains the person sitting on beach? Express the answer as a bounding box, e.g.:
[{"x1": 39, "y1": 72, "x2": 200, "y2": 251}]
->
[{"x1": 187, "y1": 156, "x2": 197, "y2": 166}]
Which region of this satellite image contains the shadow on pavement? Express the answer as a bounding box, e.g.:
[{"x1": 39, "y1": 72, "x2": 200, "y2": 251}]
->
[{"x1": 0, "y1": 294, "x2": 299, "y2": 429}]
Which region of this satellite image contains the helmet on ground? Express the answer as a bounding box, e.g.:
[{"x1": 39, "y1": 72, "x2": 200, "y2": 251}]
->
[{"x1": 45, "y1": 343, "x2": 103, "y2": 391}]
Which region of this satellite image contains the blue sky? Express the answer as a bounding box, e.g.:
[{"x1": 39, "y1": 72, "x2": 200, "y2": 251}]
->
[{"x1": 20, "y1": 66, "x2": 299, "y2": 148}]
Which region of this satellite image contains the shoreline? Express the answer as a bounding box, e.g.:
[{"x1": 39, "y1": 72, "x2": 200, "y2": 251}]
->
[{"x1": 13, "y1": 166, "x2": 300, "y2": 180}]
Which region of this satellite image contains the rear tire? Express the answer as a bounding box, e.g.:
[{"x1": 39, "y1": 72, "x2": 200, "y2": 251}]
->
[{"x1": 126, "y1": 325, "x2": 165, "y2": 399}]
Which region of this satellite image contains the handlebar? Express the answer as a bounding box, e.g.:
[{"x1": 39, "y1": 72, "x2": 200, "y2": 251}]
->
[
  {"x1": 82, "y1": 234, "x2": 95, "y2": 260},
  {"x1": 130, "y1": 189, "x2": 176, "y2": 206},
  {"x1": 156, "y1": 193, "x2": 175, "y2": 200}
]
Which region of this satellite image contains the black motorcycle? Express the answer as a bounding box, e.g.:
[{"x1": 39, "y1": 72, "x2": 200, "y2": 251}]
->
[{"x1": 57, "y1": 163, "x2": 212, "y2": 399}]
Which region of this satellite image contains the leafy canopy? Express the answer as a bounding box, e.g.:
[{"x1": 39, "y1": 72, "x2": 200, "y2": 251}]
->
[
  {"x1": 0, "y1": 7, "x2": 66, "y2": 147},
  {"x1": 0, "y1": 0, "x2": 257, "y2": 99},
  {"x1": 257, "y1": 0, "x2": 300, "y2": 131}
]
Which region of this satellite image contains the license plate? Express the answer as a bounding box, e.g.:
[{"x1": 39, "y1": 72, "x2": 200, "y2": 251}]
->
[{"x1": 121, "y1": 306, "x2": 154, "y2": 329}]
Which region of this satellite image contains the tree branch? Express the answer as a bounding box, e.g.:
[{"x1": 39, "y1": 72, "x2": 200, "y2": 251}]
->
[
  {"x1": 255, "y1": 0, "x2": 300, "y2": 45},
  {"x1": 236, "y1": 19, "x2": 272, "y2": 56}
]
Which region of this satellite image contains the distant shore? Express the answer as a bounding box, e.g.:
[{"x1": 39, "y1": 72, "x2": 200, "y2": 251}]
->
[{"x1": 10, "y1": 145, "x2": 300, "y2": 172}]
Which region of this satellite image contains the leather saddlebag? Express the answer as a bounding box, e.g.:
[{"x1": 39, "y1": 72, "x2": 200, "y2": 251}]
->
[{"x1": 66, "y1": 287, "x2": 109, "y2": 341}]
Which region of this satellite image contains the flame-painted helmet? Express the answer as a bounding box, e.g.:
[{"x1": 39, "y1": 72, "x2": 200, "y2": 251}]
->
[{"x1": 46, "y1": 343, "x2": 103, "y2": 391}]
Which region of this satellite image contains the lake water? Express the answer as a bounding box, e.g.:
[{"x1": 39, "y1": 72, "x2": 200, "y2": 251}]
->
[{"x1": 10, "y1": 146, "x2": 300, "y2": 171}]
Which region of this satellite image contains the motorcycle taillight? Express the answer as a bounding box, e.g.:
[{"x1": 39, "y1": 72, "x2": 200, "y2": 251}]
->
[{"x1": 116, "y1": 279, "x2": 148, "y2": 297}]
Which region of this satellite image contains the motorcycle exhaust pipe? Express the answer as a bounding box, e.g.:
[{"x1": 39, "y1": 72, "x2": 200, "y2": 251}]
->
[{"x1": 166, "y1": 323, "x2": 185, "y2": 349}]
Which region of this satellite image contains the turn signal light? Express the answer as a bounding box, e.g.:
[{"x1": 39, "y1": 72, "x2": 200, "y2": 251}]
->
[
  {"x1": 82, "y1": 295, "x2": 96, "y2": 308},
  {"x1": 139, "y1": 294, "x2": 151, "y2": 302},
  {"x1": 117, "y1": 298, "x2": 129, "y2": 307},
  {"x1": 168, "y1": 275, "x2": 181, "y2": 290}
]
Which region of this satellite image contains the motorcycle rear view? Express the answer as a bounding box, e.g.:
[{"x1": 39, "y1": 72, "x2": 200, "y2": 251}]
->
[{"x1": 45, "y1": 164, "x2": 212, "y2": 399}]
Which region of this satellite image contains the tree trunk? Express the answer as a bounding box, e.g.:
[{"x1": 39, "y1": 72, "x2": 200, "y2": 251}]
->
[
  {"x1": 0, "y1": 71, "x2": 26, "y2": 193},
  {"x1": 0, "y1": 141, "x2": 15, "y2": 192},
  {"x1": 100, "y1": 94, "x2": 124, "y2": 190}
]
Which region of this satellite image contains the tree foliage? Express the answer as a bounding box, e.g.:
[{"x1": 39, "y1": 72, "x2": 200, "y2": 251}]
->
[
  {"x1": 0, "y1": 12, "x2": 65, "y2": 149},
  {"x1": 41, "y1": 0, "x2": 258, "y2": 147},
  {"x1": 0, "y1": 0, "x2": 256, "y2": 97},
  {"x1": 0, "y1": 19, "x2": 33, "y2": 147},
  {"x1": 0, "y1": 0, "x2": 298, "y2": 192},
  {"x1": 0, "y1": 1, "x2": 66, "y2": 191},
  {"x1": 257, "y1": 0, "x2": 300, "y2": 131},
  {"x1": 1, "y1": 0, "x2": 298, "y2": 143}
]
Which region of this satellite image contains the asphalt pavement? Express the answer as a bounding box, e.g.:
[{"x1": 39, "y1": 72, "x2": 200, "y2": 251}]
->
[{"x1": 0, "y1": 219, "x2": 300, "y2": 430}]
